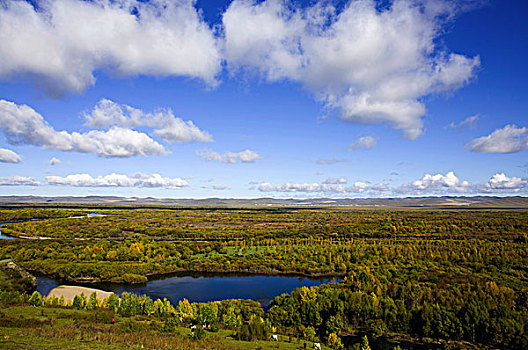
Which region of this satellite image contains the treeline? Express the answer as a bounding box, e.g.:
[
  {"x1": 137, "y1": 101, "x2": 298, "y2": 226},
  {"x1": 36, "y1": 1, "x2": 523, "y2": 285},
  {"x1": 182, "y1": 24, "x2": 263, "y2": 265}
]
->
[
  {"x1": 0, "y1": 291, "x2": 261, "y2": 350},
  {"x1": 268, "y1": 270, "x2": 528, "y2": 349},
  {"x1": 0, "y1": 209, "x2": 87, "y2": 222},
  {"x1": 3, "y1": 272, "x2": 526, "y2": 349},
  {"x1": 3, "y1": 209, "x2": 527, "y2": 241},
  {"x1": 2, "y1": 237, "x2": 526, "y2": 290},
  {"x1": 6, "y1": 289, "x2": 271, "y2": 342}
]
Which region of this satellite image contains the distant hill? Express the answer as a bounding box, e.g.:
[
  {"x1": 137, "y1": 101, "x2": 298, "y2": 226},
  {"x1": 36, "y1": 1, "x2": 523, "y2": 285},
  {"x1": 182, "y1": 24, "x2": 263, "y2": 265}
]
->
[{"x1": 0, "y1": 195, "x2": 526, "y2": 208}]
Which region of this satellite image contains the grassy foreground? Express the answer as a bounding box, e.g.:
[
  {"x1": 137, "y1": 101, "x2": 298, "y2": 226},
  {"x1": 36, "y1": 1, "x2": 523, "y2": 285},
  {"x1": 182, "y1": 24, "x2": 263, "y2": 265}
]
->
[{"x1": 0, "y1": 306, "x2": 326, "y2": 350}]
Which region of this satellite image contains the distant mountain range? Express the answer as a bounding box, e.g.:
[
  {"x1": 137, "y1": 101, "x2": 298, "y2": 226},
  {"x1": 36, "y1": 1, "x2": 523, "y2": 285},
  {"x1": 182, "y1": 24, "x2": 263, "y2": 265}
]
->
[{"x1": 0, "y1": 195, "x2": 526, "y2": 208}]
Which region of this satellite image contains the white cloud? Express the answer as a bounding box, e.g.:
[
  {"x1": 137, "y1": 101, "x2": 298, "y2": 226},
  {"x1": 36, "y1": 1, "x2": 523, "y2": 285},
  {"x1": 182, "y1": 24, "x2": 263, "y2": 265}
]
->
[
  {"x1": 49, "y1": 157, "x2": 61, "y2": 165},
  {"x1": 196, "y1": 149, "x2": 262, "y2": 163},
  {"x1": 223, "y1": 0, "x2": 479, "y2": 139},
  {"x1": 0, "y1": 176, "x2": 40, "y2": 186},
  {"x1": 212, "y1": 184, "x2": 229, "y2": 190},
  {"x1": 348, "y1": 136, "x2": 377, "y2": 151},
  {"x1": 257, "y1": 170, "x2": 528, "y2": 196},
  {"x1": 46, "y1": 173, "x2": 188, "y2": 188},
  {"x1": 84, "y1": 99, "x2": 213, "y2": 144},
  {"x1": 399, "y1": 172, "x2": 528, "y2": 195},
  {"x1": 399, "y1": 171, "x2": 471, "y2": 193},
  {"x1": 258, "y1": 180, "x2": 383, "y2": 194},
  {"x1": 482, "y1": 173, "x2": 527, "y2": 192},
  {"x1": 446, "y1": 114, "x2": 479, "y2": 130},
  {"x1": 322, "y1": 177, "x2": 348, "y2": 184},
  {"x1": 0, "y1": 100, "x2": 167, "y2": 157},
  {"x1": 0, "y1": 0, "x2": 221, "y2": 96},
  {"x1": 468, "y1": 125, "x2": 528, "y2": 153},
  {"x1": 0, "y1": 148, "x2": 23, "y2": 163}
]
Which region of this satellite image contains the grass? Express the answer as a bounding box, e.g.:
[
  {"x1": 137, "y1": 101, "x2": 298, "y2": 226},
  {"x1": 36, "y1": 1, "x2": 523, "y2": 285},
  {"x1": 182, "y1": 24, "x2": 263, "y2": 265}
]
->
[{"x1": 0, "y1": 306, "x2": 329, "y2": 350}]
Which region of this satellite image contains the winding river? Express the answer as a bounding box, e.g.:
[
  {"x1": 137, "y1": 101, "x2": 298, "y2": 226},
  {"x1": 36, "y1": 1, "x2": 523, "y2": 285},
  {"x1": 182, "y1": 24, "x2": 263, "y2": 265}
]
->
[{"x1": 0, "y1": 222, "x2": 15, "y2": 239}]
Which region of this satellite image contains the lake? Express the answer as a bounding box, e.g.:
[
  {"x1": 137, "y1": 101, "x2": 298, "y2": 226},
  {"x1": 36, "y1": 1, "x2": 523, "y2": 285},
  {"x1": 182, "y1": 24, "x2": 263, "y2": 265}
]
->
[{"x1": 37, "y1": 273, "x2": 338, "y2": 306}]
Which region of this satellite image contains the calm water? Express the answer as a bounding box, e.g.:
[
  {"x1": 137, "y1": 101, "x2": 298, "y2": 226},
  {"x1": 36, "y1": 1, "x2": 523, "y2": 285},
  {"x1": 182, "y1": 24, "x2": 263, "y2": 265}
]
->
[
  {"x1": 0, "y1": 223, "x2": 14, "y2": 239},
  {"x1": 37, "y1": 273, "x2": 338, "y2": 306}
]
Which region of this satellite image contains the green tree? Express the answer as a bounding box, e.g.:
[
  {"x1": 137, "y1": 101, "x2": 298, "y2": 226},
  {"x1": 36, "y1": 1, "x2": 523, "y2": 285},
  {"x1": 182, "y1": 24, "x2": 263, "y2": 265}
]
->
[
  {"x1": 72, "y1": 293, "x2": 87, "y2": 310},
  {"x1": 361, "y1": 335, "x2": 371, "y2": 350},
  {"x1": 29, "y1": 291, "x2": 42, "y2": 307},
  {"x1": 327, "y1": 332, "x2": 344, "y2": 350},
  {"x1": 104, "y1": 293, "x2": 120, "y2": 313},
  {"x1": 87, "y1": 292, "x2": 99, "y2": 310}
]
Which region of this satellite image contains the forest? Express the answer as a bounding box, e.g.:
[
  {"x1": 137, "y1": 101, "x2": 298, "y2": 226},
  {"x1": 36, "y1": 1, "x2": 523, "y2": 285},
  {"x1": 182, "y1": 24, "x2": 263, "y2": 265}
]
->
[{"x1": 0, "y1": 206, "x2": 527, "y2": 349}]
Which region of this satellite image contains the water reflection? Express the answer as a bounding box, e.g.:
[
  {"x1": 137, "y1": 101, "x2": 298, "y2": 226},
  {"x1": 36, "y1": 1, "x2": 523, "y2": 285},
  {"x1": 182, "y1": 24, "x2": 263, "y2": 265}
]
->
[
  {"x1": 37, "y1": 273, "x2": 338, "y2": 306},
  {"x1": 0, "y1": 223, "x2": 14, "y2": 239}
]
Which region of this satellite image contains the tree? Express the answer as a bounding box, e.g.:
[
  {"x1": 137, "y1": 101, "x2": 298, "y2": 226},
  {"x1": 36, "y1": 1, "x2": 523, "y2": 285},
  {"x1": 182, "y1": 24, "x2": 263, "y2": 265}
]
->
[
  {"x1": 327, "y1": 332, "x2": 344, "y2": 350},
  {"x1": 177, "y1": 298, "x2": 194, "y2": 324},
  {"x1": 87, "y1": 292, "x2": 99, "y2": 310},
  {"x1": 223, "y1": 305, "x2": 240, "y2": 328},
  {"x1": 29, "y1": 291, "x2": 42, "y2": 307},
  {"x1": 73, "y1": 293, "x2": 87, "y2": 310},
  {"x1": 360, "y1": 335, "x2": 371, "y2": 350},
  {"x1": 104, "y1": 293, "x2": 120, "y2": 313}
]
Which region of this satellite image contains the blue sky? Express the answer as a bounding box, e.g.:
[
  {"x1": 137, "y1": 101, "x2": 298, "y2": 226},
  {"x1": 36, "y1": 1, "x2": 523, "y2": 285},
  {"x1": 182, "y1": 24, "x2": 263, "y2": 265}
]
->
[{"x1": 0, "y1": 0, "x2": 526, "y2": 198}]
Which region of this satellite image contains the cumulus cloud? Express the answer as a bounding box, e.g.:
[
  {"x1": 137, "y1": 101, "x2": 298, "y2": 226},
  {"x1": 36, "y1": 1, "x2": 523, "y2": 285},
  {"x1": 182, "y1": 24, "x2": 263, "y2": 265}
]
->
[
  {"x1": 257, "y1": 170, "x2": 528, "y2": 196},
  {"x1": 223, "y1": 0, "x2": 479, "y2": 139},
  {"x1": 467, "y1": 125, "x2": 528, "y2": 153},
  {"x1": 0, "y1": 100, "x2": 167, "y2": 157},
  {"x1": 0, "y1": 148, "x2": 23, "y2": 163},
  {"x1": 348, "y1": 136, "x2": 377, "y2": 151},
  {"x1": 46, "y1": 173, "x2": 188, "y2": 188},
  {"x1": 481, "y1": 173, "x2": 527, "y2": 192},
  {"x1": 0, "y1": 0, "x2": 221, "y2": 96},
  {"x1": 401, "y1": 171, "x2": 471, "y2": 193},
  {"x1": 446, "y1": 114, "x2": 479, "y2": 131},
  {"x1": 196, "y1": 149, "x2": 262, "y2": 163},
  {"x1": 322, "y1": 177, "x2": 348, "y2": 184},
  {"x1": 49, "y1": 157, "x2": 61, "y2": 165},
  {"x1": 0, "y1": 176, "x2": 40, "y2": 186},
  {"x1": 398, "y1": 172, "x2": 528, "y2": 195},
  {"x1": 84, "y1": 99, "x2": 213, "y2": 144}
]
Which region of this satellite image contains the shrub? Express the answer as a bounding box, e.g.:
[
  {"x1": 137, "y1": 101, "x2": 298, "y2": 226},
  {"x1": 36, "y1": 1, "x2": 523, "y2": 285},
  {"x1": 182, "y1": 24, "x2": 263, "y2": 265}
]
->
[
  {"x1": 191, "y1": 327, "x2": 206, "y2": 340},
  {"x1": 122, "y1": 273, "x2": 148, "y2": 284},
  {"x1": 327, "y1": 333, "x2": 344, "y2": 350},
  {"x1": 28, "y1": 291, "x2": 42, "y2": 307},
  {"x1": 162, "y1": 316, "x2": 178, "y2": 333},
  {"x1": 236, "y1": 315, "x2": 269, "y2": 341},
  {"x1": 117, "y1": 318, "x2": 143, "y2": 333}
]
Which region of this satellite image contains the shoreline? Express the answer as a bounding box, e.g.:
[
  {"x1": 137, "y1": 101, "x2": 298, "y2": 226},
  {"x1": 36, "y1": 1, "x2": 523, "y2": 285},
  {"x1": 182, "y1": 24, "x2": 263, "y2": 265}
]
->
[{"x1": 31, "y1": 266, "x2": 345, "y2": 285}]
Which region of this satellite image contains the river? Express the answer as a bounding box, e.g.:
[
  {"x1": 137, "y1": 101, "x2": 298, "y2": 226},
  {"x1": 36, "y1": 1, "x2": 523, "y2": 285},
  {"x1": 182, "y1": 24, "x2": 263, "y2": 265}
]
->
[
  {"x1": 37, "y1": 273, "x2": 338, "y2": 306},
  {"x1": 0, "y1": 223, "x2": 14, "y2": 239}
]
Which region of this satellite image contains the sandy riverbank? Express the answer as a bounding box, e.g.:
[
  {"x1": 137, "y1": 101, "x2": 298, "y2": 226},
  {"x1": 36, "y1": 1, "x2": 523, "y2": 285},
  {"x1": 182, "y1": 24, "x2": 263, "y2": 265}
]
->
[{"x1": 47, "y1": 285, "x2": 113, "y2": 301}]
